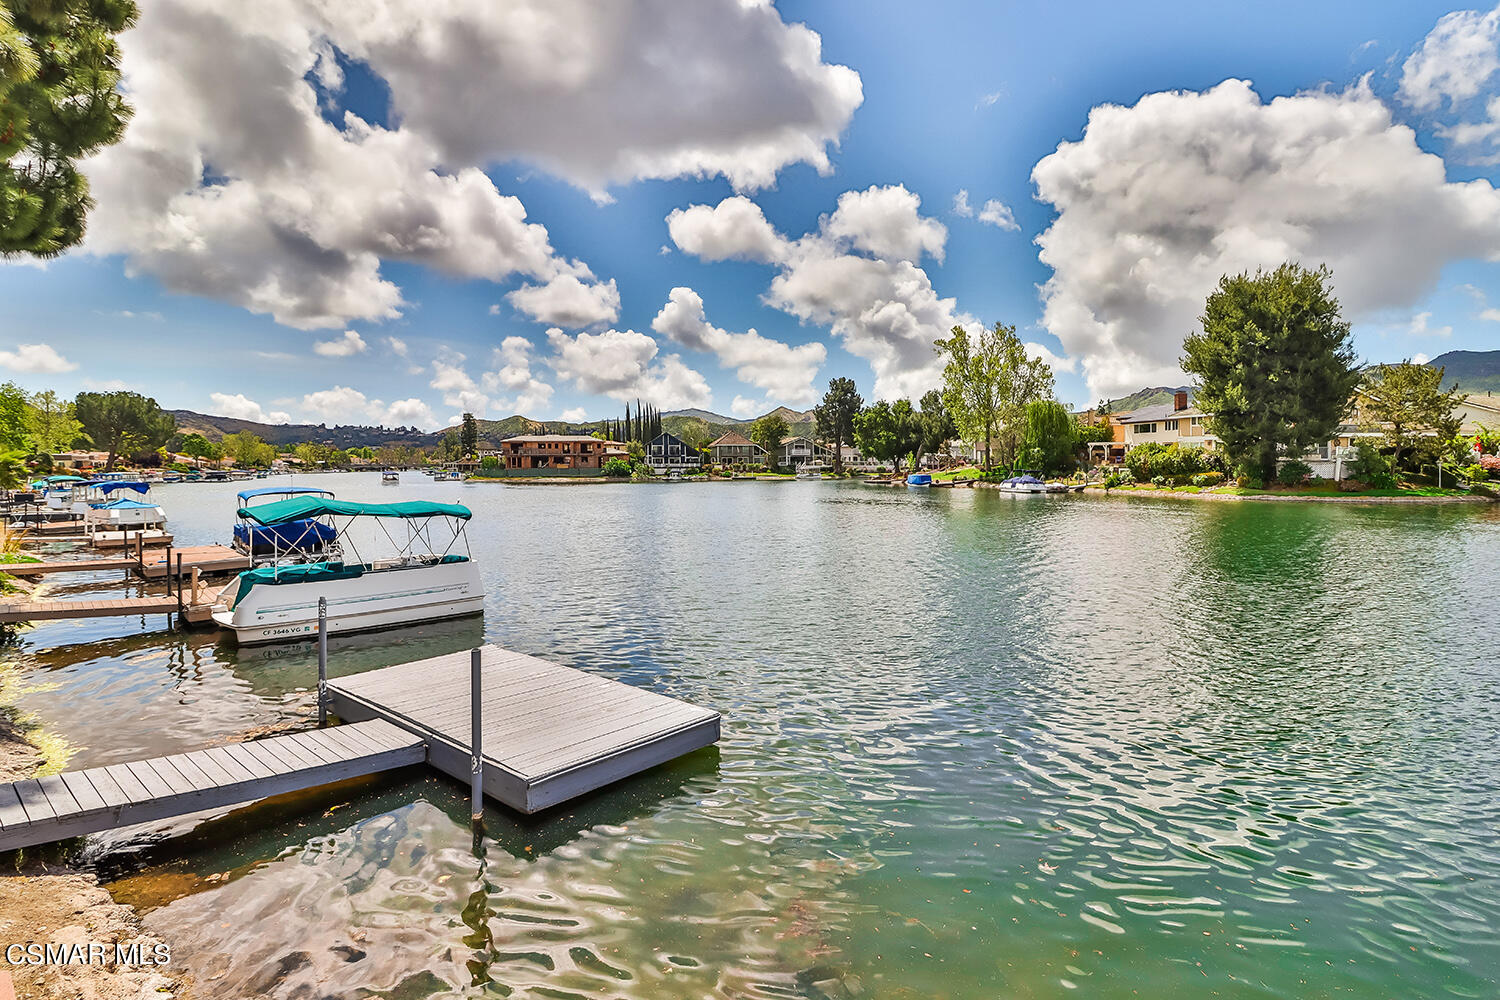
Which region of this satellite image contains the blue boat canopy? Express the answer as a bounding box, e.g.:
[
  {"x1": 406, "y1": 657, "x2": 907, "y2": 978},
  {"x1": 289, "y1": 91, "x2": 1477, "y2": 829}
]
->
[
  {"x1": 96, "y1": 481, "x2": 150, "y2": 494},
  {"x1": 1005, "y1": 475, "x2": 1045, "y2": 485},
  {"x1": 31, "y1": 475, "x2": 88, "y2": 486},
  {"x1": 236, "y1": 485, "x2": 334, "y2": 503},
  {"x1": 97, "y1": 498, "x2": 160, "y2": 510},
  {"x1": 236, "y1": 496, "x2": 472, "y2": 526}
]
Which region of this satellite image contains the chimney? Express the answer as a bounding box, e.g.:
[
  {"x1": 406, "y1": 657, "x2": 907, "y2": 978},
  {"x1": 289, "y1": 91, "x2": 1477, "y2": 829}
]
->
[{"x1": 1174, "y1": 390, "x2": 1188, "y2": 412}]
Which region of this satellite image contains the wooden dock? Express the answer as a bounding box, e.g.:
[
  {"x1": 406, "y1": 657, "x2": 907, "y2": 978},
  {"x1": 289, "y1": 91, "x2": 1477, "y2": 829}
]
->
[
  {"x1": 0, "y1": 720, "x2": 425, "y2": 852},
  {"x1": 1, "y1": 557, "x2": 137, "y2": 576},
  {"x1": 0, "y1": 596, "x2": 183, "y2": 625},
  {"x1": 329, "y1": 645, "x2": 720, "y2": 813},
  {"x1": 90, "y1": 530, "x2": 172, "y2": 549},
  {"x1": 137, "y1": 545, "x2": 248, "y2": 580}
]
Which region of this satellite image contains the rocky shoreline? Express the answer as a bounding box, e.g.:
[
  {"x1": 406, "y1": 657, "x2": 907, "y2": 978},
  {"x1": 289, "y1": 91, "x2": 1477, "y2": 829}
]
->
[
  {"x1": 1086, "y1": 486, "x2": 1494, "y2": 504},
  {"x1": 0, "y1": 706, "x2": 194, "y2": 998}
]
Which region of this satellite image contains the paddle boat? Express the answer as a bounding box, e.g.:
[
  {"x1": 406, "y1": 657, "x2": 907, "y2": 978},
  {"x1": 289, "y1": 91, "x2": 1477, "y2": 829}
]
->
[
  {"x1": 211, "y1": 496, "x2": 483, "y2": 644},
  {"x1": 906, "y1": 472, "x2": 933, "y2": 487},
  {"x1": 232, "y1": 485, "x2": 339, "y2": 559}
]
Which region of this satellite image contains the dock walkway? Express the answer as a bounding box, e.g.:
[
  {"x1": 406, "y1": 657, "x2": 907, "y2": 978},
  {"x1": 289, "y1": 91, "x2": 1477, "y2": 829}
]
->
[
  {"x1": 0, "y1": 596, "x2": 183, "y2": 624},
  {"x1": 1, "y1": 557, "x2": 136, "y2": 576},
  {"x1": 0, "y1": 720, "x2": 424, "y2": 852},
  {"x1": 329, "y1": 644, "x2": 721, "y2": 813}
]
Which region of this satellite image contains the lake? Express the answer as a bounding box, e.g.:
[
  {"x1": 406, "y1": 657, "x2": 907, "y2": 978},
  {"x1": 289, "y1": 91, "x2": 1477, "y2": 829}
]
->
[{"x1": 6, "y1": 473, "x2": 1499, "y2": 998}]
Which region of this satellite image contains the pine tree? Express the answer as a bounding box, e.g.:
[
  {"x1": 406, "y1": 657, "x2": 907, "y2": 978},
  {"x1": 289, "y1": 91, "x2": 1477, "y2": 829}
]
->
[{"x1": 2, "y1": 0, "x2": 140, "y2": 256}]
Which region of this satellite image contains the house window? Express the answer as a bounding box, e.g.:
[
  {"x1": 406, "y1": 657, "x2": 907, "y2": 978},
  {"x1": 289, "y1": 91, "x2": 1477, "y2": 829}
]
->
[
  {"x1": 1191, "y1": 417, "x2": 1203, "y2": 430},
  {"x1": 1134, "y1": 423, "x2": 1157, "y2": 435},
  {"x1": 1164, "y1": 419, "x2": 1177, "y2": 430}
]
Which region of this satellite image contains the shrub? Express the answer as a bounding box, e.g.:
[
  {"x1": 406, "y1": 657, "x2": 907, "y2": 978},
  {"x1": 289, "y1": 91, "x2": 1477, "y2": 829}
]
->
[
  {"x1": 1191, "y1": 471, "x2": 1224, "y2": 487},
  {"x1": 1482, "y1": 453, "x2": 1500, "y2": 474},
  {"x1": 1462, "y1": 463, "x2": 1488, "y2": 483},
  {"x1": 1349, "y1": 442, "x2": 1397, "y2": 489},
  {"x1": 480, "y1": 455, "x2": 500, "y2": 469},
  {"x1": 602, "y1": 457, "x2": 632, "y2": 478},
  {"x1": 1277, "y1": 459, "x2": 1313, "y2": 486},
  {"x1": 1150, "y1": 475, "x2": 1166, "y2": 487},
  {"x1": 1236, "y1": 474, "x2": 1266, "y2": 489},
  {"x1": 1104, "y1": 472, "x2": 1123, "y2": 489}
]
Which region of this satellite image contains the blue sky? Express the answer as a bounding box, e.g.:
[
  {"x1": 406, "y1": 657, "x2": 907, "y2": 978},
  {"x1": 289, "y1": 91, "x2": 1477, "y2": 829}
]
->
[{"x1": 2, "y1": 0, "x2": 1497, "y2": 428}]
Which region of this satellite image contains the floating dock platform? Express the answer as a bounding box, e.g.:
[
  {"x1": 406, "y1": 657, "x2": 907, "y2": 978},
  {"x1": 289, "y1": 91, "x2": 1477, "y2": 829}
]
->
[{"x1": 330, "y1": 645, "x2": 719, "y2": 814}]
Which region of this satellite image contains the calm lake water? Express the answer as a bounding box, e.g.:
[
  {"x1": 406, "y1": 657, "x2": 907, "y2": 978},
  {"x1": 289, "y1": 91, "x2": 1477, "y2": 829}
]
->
[{"x1": 6, "y1": 473, "x2": 1500, "y2": 998}]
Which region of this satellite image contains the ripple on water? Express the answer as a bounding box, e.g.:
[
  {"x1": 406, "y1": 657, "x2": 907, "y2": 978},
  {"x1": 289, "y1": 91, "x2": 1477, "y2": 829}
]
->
[{"x1": 3, "y1": 477, "x2": 1497, "y2": 998}]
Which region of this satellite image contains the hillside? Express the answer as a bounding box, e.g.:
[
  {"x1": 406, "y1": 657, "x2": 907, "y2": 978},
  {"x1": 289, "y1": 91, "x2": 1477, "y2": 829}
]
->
[
  {"x1": 170, "y1": 410, "x2": 435, "y2": 447},
  {"x1": 1103, "y1": 386, "x2": 1194, "y2": 414},
  {"x1": 1427, "y1": 349, "x2": 1500, "y2": 392},
  {"x1": 171, "y1": 401, "x2": 821, "y2": 450}
]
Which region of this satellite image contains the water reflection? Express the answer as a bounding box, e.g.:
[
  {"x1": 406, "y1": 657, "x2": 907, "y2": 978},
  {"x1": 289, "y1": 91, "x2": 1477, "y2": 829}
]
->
[{"x1": 1, "y1": 475, "x2": 1496, "y2": 997}]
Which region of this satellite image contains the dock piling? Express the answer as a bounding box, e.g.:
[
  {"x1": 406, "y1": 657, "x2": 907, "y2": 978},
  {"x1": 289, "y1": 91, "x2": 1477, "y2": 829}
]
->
[
  {"x1": 164, "y1": 544, "x2": 173, "y2": 597},
  {"x1": 317, "y1": 597, "x2": 328, "y2": 727},
  {"x1": 470, "y1": 646, "x2": 483, "y2": 827}
]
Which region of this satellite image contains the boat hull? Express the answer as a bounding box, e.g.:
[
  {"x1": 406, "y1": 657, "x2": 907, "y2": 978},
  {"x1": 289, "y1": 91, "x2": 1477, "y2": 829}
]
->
[{"x1": 212, "y1": 559, "x2": 484, "y2": 644}]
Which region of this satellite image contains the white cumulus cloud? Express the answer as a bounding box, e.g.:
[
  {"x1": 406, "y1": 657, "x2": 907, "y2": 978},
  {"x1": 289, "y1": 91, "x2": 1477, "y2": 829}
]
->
[
  {"x1": 481, "y1": 336, "x2": 554, "y2": 414},
  {"x1": 1031, "y1": 78, "x2": 1500, "y2": 399},
  {"x1": 1399, "y1": 5, "x2": 1500, "y2": 111},
  {"x1": 313, "y1": 330, "x2": 368, "y2": 357},
  {"x1": 666, "y1": 196, "x2": 789, "y2": 264},
  {"x1": 383, "y1": 397, "x2": 438, "y2": 428},
  {"x1": 651, "y1": 286, "x2": 825, "y2": 406},
  {"x1": 0, "y1": 343, "x2": 78, "y2": 374},
  {"x1": 672, "y1": 187, "x2": 976, "y2": 399},
  {"x1": 301, "y1": 385, "x2": 381, "y2": 423},
  {"x1": 209, "y1": 392, "x2": 291, "y2": 423},
  {"x1": 977, "y1": 199, "x2": 1019, "y2": 231},
  {"x1": 546, "y1": 327, "x2": 711, "y2": 408},
  {"x1": 506, "y1": 273, "x2": 620, "y2": 328},
  {"x1": 313, "y1": 0, "x2": 863, "y2": 197}
]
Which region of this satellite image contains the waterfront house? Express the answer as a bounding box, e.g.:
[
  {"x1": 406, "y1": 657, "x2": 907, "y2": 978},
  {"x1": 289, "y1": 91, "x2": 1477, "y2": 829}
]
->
[
  {"x1": 487, "y1": 434, "x2": 619, "y2": 471},
  {"x1": 647, "y1": 431, "x2": 702, "y2": 472},
  {"x1": 778, "y1": 435, "x2": 829, "y2": 469},
  {"x1": 708, "y1": 431, "x2": 765, "y2": 468}
]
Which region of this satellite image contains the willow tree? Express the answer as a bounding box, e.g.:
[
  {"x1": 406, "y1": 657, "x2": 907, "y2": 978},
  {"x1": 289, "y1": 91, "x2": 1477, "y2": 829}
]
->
[
  {"x1": 1, "y1": 0, "x2": 138, "y2": 256},
  {"x1": 1183, "y1": 263, "x2": 1360, "y2": 483}
]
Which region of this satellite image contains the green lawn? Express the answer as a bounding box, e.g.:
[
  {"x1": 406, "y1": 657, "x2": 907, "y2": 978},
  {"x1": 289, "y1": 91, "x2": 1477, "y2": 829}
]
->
[{"x1": 929, "y1": 466, "x2": 982, "y2": 482}]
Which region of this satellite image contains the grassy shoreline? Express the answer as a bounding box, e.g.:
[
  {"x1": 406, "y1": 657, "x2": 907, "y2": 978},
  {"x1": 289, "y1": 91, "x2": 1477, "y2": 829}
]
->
[{"x1": 1085, "y1": 484, "x2": 1493, "y2": 503}]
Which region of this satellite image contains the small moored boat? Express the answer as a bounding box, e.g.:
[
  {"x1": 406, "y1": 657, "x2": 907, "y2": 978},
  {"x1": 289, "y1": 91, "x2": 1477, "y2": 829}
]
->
[
  {"x1": 997, "y1": 474, "x2": 1048, "y2": 494},
  {"x1": 906, "y1": 472, "x2": 932, "y2": 487},
  {"x1": 212, "y1": 496, "x2": 483, "y2": 644},
  {"x1": 382, "y1": 471, "x2": 400, "y2": 483}
]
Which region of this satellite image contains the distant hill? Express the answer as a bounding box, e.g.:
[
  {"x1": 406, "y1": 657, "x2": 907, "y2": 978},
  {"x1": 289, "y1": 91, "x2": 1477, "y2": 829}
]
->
[
  {"x1": 662, "y1": 407, "x2": 739, "y2": 423},
  {"x1": 1426, "y1": 350, "x2": 1500, "y2": 393},
  {"x1": 171, "y1": 401, "x2": 822, "y2": 451},
  {"x1": 1103, "y1": 386, "x2": 1194, "y2": 414},
  {"x1": 170, "y1": 410, "x2": 435, "y2": 448}
]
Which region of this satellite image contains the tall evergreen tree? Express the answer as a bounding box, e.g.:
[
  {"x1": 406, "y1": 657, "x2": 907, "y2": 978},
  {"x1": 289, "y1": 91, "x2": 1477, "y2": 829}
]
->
[
  {"x1": 1183, "y1": 263, "x2": 1361, "y2": 483},
  {"x1": 2, "y1": 0, "x2": 140, "y2": 256},
  {"x1": 814, "y1": 377, "x2": 863, "y2": 474}
]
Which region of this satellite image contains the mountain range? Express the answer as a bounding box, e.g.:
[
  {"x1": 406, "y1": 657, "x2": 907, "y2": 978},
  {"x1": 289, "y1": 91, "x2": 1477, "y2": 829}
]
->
[{"x1": 169, "y1": 350, "x2": 1497, "y2": 448}]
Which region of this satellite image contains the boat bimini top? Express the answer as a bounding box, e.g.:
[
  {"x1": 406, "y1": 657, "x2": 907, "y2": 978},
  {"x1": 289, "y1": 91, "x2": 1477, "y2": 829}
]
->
[
  {"x1": 235, "y1": 485, "x2": 334, "y2": 505},
  {"x1": 233, "y1": 497, "x2": 474, "y2": 576}
]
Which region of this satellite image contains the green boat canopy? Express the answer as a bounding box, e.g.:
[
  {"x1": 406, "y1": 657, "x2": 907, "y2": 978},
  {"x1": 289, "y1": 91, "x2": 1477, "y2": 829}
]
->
[{"x1": 234, "y1": 496, "x2": 473, "y2": 526}]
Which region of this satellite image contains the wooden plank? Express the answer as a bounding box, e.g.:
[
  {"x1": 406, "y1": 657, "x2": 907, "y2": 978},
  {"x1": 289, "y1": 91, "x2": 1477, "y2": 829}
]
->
[
  {"x1": 182, "y1": 750, "x2": 236, "y2": 787},
  {"x1": 82, "y1": 768, "x2": 130, "y2": 810},
  {"x1": 103, "y1": 764, "x2": 151, "y2": 803},
  {"x1": 125, "y1": 760, "x2": 176, "y2": 800},
  {"x1": 214, "y1": 743, "x2": 274, "y2": 780},
  {"x1": 58, "y1": 771, "x2": 107, "y2": 816},
  {"x1": 0, "y1": 783, "x2": 26, "y2": 829},
  {"x1": 201, "y1": 746, "x2": 256, "y2": 783},
  {"x1": 13, "y1": 779, "x2": 55, "y2": 823}
]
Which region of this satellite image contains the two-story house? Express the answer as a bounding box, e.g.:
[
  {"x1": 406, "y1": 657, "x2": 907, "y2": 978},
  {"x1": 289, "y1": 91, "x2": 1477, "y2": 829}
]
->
[
  {"x1": 484, "y1": 435, "x2": 623, "y2": 470},
  {"x1": 778, "y1": 435, "x2": 829, "y2": 469},
  {"x1": 646, "y1": 431, "x2": 702, "y2": 472},
  {"x1": 708, "y1": 431, "x2": 765, "y2": 468}
]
